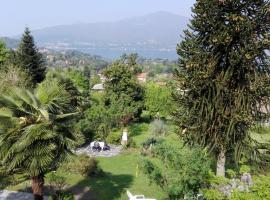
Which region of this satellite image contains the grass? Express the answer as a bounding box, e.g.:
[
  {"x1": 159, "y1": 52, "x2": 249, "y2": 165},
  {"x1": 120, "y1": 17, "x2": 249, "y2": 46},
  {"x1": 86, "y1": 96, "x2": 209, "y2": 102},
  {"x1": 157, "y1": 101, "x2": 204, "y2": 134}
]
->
[
  {"x1": 250, "y1": 125, "x2": 270, "y2": 143},
  {"x1": 1, "y1": 121, "x2": 167, "y2": 200},
  {"x1": 58, "y1": 122, "x2": 166, "y2": 199},
  {"x1": 53, "y1": 152, "x2": 165, "y2": 200},
  {"x1": 4, "y1": 122, "x2": 270, "y2": 199}
]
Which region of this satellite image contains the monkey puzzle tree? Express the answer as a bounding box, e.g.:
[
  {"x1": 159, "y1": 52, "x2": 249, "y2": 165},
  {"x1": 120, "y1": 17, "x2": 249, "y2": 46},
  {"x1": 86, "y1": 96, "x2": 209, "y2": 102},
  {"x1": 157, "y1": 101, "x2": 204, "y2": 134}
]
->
[{"x1": 174, "y1": 0, "x2": 270, "y2": 176}]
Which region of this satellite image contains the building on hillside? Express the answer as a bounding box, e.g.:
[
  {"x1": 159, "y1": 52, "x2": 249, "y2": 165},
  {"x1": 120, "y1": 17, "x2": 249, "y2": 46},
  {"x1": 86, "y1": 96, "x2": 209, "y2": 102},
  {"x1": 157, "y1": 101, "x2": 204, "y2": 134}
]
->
[
  {"x1": 92, "y1": 83, "x2": 104, "y2": 92},
  {"x1": 136, "y1": 73, "x2": 148, "y2": 83}
]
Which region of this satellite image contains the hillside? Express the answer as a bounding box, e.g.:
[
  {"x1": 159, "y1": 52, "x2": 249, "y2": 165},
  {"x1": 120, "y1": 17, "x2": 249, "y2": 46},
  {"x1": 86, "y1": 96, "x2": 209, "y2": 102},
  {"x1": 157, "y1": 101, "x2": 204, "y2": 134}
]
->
[
  {"x1": 31, "y1": 11, "x2": 188, "y2": 59},
  {"x1": 0, "y1": 37, "x2": 19, "y2": 49}
]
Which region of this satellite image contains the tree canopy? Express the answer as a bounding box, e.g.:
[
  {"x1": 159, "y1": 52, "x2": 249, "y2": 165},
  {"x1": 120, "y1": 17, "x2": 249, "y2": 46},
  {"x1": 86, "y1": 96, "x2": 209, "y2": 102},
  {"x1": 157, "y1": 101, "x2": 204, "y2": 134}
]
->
[
  {"x1": 16, "y1": 27, "x2": 46, "y2": 85},
  {"x1": 104, "y1": 60, "x2": 144, "y2": 127},
  {"x1": 0, "y1": 41, "x2": 9, "y2": 65},
  {"x1": 174, "y1": 0, "x2": 270, "y2": 176},
  {"x1": 0, "y1": 82, "x2": 78, "y2": 199}
]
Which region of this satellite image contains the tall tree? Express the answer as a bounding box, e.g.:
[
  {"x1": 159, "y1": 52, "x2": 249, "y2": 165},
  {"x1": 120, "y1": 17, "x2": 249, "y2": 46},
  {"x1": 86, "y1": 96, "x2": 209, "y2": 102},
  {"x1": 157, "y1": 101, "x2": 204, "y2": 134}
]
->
[
  {"x1": 120, "y1": 53, "x2": 142, "y2": 74},
  {"x1": 174, "y1": 0, "x2": 270, "y2": 176},
  {"x1": 17, "y1": 27, "x2": 46, "y2": 85},
  {"x1": 104, "y1": 60, "x2": 144, "y2": 127},
  {"x1": 0, "y1": 81, "x2": 78, "y2": 200},
  {"x1": 0, "y1": 41, "x2": 9, "y2": 66},
  {"x1": 145, "y1": 83, "x2": 173, "y2": 119}
]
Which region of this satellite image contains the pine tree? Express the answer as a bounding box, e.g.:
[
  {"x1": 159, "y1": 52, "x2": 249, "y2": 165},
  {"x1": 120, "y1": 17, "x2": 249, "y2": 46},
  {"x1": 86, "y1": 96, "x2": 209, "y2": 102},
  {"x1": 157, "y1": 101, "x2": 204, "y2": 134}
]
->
[
  {"x1": 174, "y1": 0, "x2": 270, "y2": 176},
  {"x1": 17, "y1": 27, "x2": 46, "y2": 85},
  {"x1": 0, "y1": 41, "x2": 9, "y2": 65}
]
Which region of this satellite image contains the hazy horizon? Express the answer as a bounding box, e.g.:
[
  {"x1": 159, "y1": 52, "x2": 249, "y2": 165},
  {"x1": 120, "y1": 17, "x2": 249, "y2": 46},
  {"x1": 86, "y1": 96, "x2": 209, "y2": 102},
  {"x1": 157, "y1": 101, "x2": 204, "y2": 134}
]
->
[{"x1": 1, "y1": 0, "x2": 195, "y2": 36}]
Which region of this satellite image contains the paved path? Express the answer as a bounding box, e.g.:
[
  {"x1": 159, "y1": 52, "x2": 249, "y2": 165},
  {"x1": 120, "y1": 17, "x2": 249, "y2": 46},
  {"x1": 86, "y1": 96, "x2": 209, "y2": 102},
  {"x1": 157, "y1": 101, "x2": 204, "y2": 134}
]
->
[
  {"x1": 0, "y1": 190, "x2": 48, "y2": 200},
  {"x1": 75, "y1": 144, "x2": 122, "y2": 157}
]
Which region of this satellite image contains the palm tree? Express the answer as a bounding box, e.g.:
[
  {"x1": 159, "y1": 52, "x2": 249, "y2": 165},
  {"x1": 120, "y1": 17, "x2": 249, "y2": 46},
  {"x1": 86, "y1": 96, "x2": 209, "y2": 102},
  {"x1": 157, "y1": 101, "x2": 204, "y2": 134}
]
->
[{"x1": 0, "y1": 81, "x2": 78, "y2": 200}]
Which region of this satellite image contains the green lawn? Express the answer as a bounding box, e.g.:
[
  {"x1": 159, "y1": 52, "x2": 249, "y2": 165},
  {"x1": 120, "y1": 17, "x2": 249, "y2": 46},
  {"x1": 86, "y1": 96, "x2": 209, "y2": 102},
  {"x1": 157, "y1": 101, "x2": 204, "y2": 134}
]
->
[
  {"x1": 52, "y1": 152, "x2": 165, "y2": 200},
  {"x1": 2, "y1": 122, "x2": 167, "y2": 200},
  {"x1": 250, "y1": 126, "x2": 270, "y2": 143}
]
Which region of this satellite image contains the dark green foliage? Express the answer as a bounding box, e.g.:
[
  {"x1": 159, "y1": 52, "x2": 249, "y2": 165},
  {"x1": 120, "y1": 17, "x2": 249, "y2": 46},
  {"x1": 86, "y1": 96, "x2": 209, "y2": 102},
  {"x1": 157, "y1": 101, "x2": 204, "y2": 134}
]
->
[
  {"x1": 0, "y1": 41, "x2": 9, "y2": 65},
  {"x1": 126, "y1": 137, "x2": 137, "y2": 148},
  {"x1": 46, "y1": 70, "x2": 85, "y2": 109},
  {"x1": 83, "y1": 66, "x2": 91, "y2": 79},
  {"x1": 78, "y1": 104, "x2": 112, "y2": 141},
  {"x1": 16, "y1": 27, "x2": 46, "y2": 85},
  {"x1": 174, "y1": 0, "x2": 270, "y2": 164},
  {"x1": 63, "y1": 69, "x2": 90, "y2": 93},
  {"x1": 46, "y1": 173, "x2": 67, "y2": 191},
  {"x1": 106, "y1": 130, "x2": 122, "y2": 144},
  {"x1": 141, "y1": 137, "x2": 164, "y2": 150},
  {"x1": 0, "y1": 82, "x2": 78, "y2": 177},
  {"x1": 60, "y1": 154, "x2": 102, "y2": 177},
  {"x1": 120, "y1": 53, "x2": 142, "y2": 74},
  {"x1": 48, "y1": 191, "x2": 74, "y2": 200},
  {"x1": 104, "y1": 60, "x2": 144, "y2": 127},
  {"x1": 140, "y1": 142, "x2": 211, "y2": 199}
]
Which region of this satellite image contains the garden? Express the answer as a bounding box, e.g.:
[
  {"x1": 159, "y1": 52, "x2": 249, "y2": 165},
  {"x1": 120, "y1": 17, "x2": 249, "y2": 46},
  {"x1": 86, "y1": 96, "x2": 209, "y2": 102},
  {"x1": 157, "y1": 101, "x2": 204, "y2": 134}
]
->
[{"x1": 1, "y1": 1, "x2": 270, "y2": 200}]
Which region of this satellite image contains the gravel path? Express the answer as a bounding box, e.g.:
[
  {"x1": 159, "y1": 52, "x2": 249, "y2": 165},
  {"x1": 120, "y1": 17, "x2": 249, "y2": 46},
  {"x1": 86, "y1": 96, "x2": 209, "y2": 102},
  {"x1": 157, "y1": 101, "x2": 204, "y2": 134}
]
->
[
  {"x1": 0, "y1": 190, "x2": 48, "y2": 200},
  {"x1": 75, "y1": 144, "x2": 123, "y2": 157}
]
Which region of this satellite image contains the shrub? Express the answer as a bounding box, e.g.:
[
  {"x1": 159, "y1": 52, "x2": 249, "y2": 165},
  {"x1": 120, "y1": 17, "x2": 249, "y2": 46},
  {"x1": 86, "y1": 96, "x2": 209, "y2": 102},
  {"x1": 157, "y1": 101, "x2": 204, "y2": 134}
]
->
[
  {"x1": 106, "y1": 131, "x2": 122, "y2": 144},
  {"x1": 60, "y1": 154, "x2": 102, "y2": 177},
  {"x1": 48, "y1": 191, "x2": 75, "y2": 200},
  {"x1": 239, "y1": 165, "x2": 251, "y2": 174},
  {"x1": 141, "y1": 137, "x2": 164, "y2": 150},
  {"x1": 46, "y1": 172, "x2": 67, "y2": 191},
  {"x1": 149, "y1": 119, "x2": 168, "y2": 137},
  {"x1": 127, "y1": 137, "x2": 137, "y2": 148},
  {"x1": 0, "y1": 64, "x2": 32, "y2": 94},
  {"x1": 77, "y1": 155, "x2": 101, "y2": 176},
  {"x1": 140, "y1": 142, "x2": 211, "y2": 199},
  {"x1": 201, "y1": 189, "x2": 226, "y2": 200},
  {"x1": 226, "y1": 169, "x2": 236, "y2": 179},
  {"x1": 128, "y1": 123, "x2": 149, "y2": 137}
]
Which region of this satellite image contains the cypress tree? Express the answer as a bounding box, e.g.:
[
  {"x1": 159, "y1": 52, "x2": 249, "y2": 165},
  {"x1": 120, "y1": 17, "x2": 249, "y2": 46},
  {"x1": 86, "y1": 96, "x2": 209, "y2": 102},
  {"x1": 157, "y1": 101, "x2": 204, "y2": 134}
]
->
[
  {"x1": 17, "y1": 27, "x2": 46, "y2": 85},
  {"x1": 174, "y1": 0, "x2": 270, "y2": 176}
]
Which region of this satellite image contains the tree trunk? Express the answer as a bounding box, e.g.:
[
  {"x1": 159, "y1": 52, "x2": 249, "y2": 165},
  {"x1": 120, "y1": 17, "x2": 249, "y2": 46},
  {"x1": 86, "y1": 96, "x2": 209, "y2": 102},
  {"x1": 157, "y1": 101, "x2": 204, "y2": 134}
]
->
[
  {"x1": 31, "y1": 175, "x2": 44, "y2": 200},
  {"x1": 216, "y1": 147, "x2": 226, "y2": 177}
]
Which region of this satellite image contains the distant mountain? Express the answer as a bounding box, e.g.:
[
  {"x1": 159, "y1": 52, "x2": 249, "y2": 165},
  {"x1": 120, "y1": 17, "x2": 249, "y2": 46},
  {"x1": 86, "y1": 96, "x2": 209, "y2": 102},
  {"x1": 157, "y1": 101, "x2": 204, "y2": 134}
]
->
[
  {"x1": 0, "y1": 37, "x2": 19, "y2": 49},
  {"x1": 31, "y1": 11, "x2": 189, "y2": 60}
]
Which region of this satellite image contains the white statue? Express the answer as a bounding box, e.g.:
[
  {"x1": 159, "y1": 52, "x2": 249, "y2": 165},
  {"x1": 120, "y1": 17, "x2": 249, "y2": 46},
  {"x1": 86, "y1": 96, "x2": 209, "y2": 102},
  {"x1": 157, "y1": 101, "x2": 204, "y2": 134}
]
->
[{"x1": 121, "y1": 129, "x2": 128, "y2": 146}]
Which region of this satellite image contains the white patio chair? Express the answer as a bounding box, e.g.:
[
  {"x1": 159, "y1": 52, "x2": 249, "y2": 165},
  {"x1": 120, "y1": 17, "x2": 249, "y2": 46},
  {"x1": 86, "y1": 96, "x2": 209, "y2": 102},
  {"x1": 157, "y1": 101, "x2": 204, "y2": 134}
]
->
[{"x1": 127, "y1": 190, "x2": 156, "y2": 200}]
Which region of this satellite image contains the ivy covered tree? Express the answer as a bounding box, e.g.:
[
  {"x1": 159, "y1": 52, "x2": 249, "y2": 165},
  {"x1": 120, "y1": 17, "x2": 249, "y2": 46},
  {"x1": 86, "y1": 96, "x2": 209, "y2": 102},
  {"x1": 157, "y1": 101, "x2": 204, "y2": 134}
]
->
[
  {"x1": 16, "y1": 27, "x2": 46, "y2": 85},
  {"x1": 104, "y1": 60, "x2": 144, "y2": 127},
  {"x1": 174, "y1": 0, "x2": 270, "y2": 176}
]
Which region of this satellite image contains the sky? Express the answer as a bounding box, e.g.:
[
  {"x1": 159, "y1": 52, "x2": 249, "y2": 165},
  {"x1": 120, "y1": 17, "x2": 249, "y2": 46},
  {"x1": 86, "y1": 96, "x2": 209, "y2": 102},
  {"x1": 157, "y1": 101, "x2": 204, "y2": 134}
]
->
[{"x1": 0, "y1": 0, "x2": 196, "y2": 36}]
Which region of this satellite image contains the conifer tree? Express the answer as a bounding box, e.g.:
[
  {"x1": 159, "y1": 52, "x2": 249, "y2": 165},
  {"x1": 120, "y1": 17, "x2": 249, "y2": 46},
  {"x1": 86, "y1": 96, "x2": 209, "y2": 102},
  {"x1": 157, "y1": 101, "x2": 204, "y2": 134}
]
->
[
  {"x1": 0, "y1": 41, "x2": 9, "y2": 66},
  {"x1": 174, "y1": 0, "x2": 270, "y2": 176},
  {"x1": 17, "y1": 27, "x2": 46, "y2": 85}
]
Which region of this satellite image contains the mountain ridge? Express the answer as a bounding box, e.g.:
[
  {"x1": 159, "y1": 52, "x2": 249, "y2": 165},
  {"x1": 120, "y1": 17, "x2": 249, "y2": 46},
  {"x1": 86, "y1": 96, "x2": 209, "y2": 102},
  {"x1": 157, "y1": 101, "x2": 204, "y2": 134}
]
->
[{"x1": 9, "y1": 11, "x2": 189, "y2": 59}]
